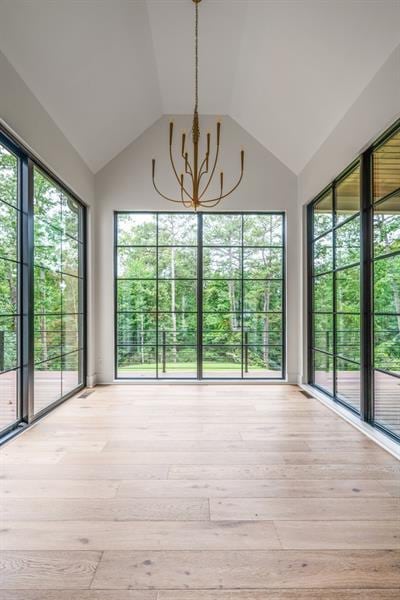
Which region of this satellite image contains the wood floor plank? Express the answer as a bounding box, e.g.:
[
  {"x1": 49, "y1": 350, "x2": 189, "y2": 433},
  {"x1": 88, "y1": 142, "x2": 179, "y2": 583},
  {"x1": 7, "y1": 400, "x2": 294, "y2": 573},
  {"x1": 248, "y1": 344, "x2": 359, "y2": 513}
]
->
[
  {"x1": 275, "y1": 521, "x2": 400, "y2": 549},
  {"x1": 0, "y1": 464, "x2": 168, "y2": 480},
  {"x1": 91, "y1": 550, "x2": 400, "y2": 589},
  {"x1": 0, "y1": 520, "x2": 281, "y2": 551},
  {"x1": 0, "y1": 592, "x2": 157, "y2": 600},
  {"x1": 104, "y1": 439, "x2": 311, "y2": 452},
  {"x1": 0, "y1": 498, "x2": 209, "y2": 521},
  {"x1": 118, "y1": 478, "x2": 391, "y2": 498},
  {"x1": 168, "y1": 464, "x2": 400, "y2": 480},
  {"x1": 0, "y1": 551, "x2": 101, "y2": 589},
  {"x1": 210, "y1": 497, "x2": 400, "y2": 521},
  {"x1": 0, "y1": 480, "x2": 119, "y2": 499},
  {"x1": 157, "y1": 592, "x2": 400, "y2": 600},
  {"x1": 59, "y1": 450, "x2": 397, "y2": 465}
]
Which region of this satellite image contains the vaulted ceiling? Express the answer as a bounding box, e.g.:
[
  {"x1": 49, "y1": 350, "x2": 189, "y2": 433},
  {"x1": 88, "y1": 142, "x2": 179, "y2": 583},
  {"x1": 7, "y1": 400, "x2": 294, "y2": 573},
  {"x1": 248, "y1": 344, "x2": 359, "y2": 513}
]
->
[{"x1": 0, "y1": 0, "x2": 399, "y2": 174}]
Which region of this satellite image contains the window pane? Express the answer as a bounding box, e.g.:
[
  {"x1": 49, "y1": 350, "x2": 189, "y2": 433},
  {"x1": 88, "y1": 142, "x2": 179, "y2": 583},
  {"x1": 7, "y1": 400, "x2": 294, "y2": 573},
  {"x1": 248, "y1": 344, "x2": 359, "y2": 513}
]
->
[
  {"x1": 203, "y1": 312, "x2": 241, "y2": 345},
  {"x1": 62, "y1": 236, "x2": 80, "y2": 277},
  {"x1": 62, "y1": 351, "x2": 82, "y2": 395},
  {"x1": 117, "y1": 280, "x2": 156, "y2": 312},
  {"x1": 244, "y1": 346, "x2": 282, "y2": 378},
  {"x1": 158, "y1": 214, "x2": 197, "y2": 245},
  {"x1": 374, "y1": 371, "x2": 400, "y2": 436},
  {"x1": 0, "y1": 259, "x2": 18, "y2": 315},
  {"x1": 117, "y1": 346, "x2": 156, "y2": 378},
  {"x1": 62, "y1": 274, "x2": 80, "y2": 314},
  {"x1": 117, "y1": 312, "x2": 157, "y2": 346},
  {"x1": 203, "y1": 346, "x2": 242, "y2": 378},
  {"x1": 0, "y1": 145, "x2": 18, "y2": 208},
  {"x1": 203, "y1": 280, "x2": 241, "y2": 313},
  {"x1": 63, "y1": 314, "x2": 82, "y2": 354},
  {"x1": 313, "y1": 191, "x2": 333, "y2": 237},
  {"x1": 313, "y1": 314, "x2": 333, "y2": 353},
  {"x1": 34, "y1": 217, "x2": 61, "y2": 272},
  {"x1": 203, "y1": 214, "x2": 242, "y2": 246},
  {"x1": 203, "y1": 247, "x2": 241, "y2": 279},
  {"x1": 244, "y1": 280, "x2": 282, "y2": 312},
  {"x1": 158, "y1": 346, "x2": 197, "y2": 378},
  {"x1": 373, "y1": 129, "x2": 400, "y2": 202},
  {"x1": 336, "y1": 358, "x2": 360, "y2": 412},
  {"x1": 243, "y1": 214, "x2": 283, "y2": 247},
  {"x1": 313, "y1": 351, "x2": 334, "y2": 395},
  {"x1": 34, "y1": 358, "x2": 62, "y2": 414},
  {"x1": 336, "y1": 266, "x2": 360, "y2": 313},
  {"x1": 0, "y1": 200, "x2": 18, "y2": 261},
  {"x1": 373, "y1": 192, "x2": 400, "y2": 257},
  {"x1": 34, "y1": 169, "x2": 62, "y2": 229},
  {"x1": 158, "y1": 313, "x2": 197, "y2": 345},
  {"x1": 335, "y1": 216, "x2": 360, "y2": 268},
  {"x1": 313, "y1": 232, "x2": 333, "y2": 274},
  {"x1": 118, "y1": 247, "x2": 156, "y2": 279},
  {"x1": 336, "y1": 166, "x2": 360, "y2": 223},
  {"x1": 374, "y1": 315, "x2": 400, "y2": 373},
  {"x1": 34, "y1": 267, "x2": 61, "y2": 314},
  {"x1": 158, "y1": 280, "x2": 197, "y2": 312},
  {"x1": 158, "y1": 247, "x2": 197, "y2": 279},
  {"x1": 243, "y1": 248, "x2": 283, "y2": 279},
  {"x1": 62, "y1": 195, "x2": 81, "y2": 241},
  {"x1": 374, "y1": 255, "x2": 400, "y2": 314},
  {"x1": 336, "y1": 314, "x2": 360, "y2": 363},
  {"x1": 117, "y1": 213, "x2": 157, "y2": 246},
  {"x1": 34, "y1": 315, "x2": 62, "y2": 363},
  {"x1": 313, "y1": 273, "x2": 333, "y2": 312},
  {"x1": 0, "y1": 316, "x2": 18, "y2": 371},
  {"x1": 244, "y1": 312, "x2": 282, "y2": 346},
  {"x1": 0, "y1": 370, "x2": 18, "y2": 430}
]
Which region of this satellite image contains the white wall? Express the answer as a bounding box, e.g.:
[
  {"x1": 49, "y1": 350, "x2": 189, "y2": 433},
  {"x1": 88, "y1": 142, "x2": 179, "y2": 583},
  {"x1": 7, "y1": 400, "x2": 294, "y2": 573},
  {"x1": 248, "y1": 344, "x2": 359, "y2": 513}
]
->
[
  {"x1": 0, "y1": 50, "x2": 97, "y2": 385},
  {"x1": 94, "y1": 114, "x2": 298, "y2": 383},
  {"x1": 297, "y1": 44, "x2": 400, "y2": 384}
]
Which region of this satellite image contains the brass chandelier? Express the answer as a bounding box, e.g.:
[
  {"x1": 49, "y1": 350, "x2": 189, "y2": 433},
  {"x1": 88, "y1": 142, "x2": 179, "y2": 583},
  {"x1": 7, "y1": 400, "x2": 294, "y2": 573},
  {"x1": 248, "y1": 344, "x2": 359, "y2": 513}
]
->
[{"x1": 152, "y1": 0, "x2": 244, "y2": 211}]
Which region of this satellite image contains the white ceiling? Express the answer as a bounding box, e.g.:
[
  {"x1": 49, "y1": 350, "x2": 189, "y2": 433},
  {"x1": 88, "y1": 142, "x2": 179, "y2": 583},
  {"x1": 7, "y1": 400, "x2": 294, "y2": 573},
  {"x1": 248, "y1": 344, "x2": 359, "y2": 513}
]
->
[{"x1": 0, "y1": 0, "x2": 399, "y2": 174}]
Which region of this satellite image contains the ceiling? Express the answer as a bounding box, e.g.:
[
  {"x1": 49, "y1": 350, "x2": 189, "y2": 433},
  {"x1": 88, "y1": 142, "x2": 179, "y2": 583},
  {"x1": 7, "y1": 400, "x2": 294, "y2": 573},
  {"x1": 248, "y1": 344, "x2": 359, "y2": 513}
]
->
[{"x1": 0, "y1": 0, "x2": 399, "y2": 174}]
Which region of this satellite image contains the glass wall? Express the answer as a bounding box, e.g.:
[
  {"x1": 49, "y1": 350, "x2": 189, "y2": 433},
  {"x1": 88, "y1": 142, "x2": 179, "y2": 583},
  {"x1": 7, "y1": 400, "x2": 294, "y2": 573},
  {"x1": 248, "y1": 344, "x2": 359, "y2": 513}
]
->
[
  {"x1": 0, "y1": 141, "x2": 20, "y2": 432},
  {"x1": 115, "y1": 212, "x2": 285, "y2": 380},
  {"x1": 372, "y1": 129, "x2": 400, "y2": 437},
  {"x1": 310, "y1": 166, "x2": 361, "y2": 411},
  {"x1": 309, "y1": 119, "x2": 400, "y2": 441},
  {"x1": 0, "y1": 127, "x2": 86, "y2": 439},
  {"x1": 33, "y1": 169, "x2": 85, "y2": 415}
]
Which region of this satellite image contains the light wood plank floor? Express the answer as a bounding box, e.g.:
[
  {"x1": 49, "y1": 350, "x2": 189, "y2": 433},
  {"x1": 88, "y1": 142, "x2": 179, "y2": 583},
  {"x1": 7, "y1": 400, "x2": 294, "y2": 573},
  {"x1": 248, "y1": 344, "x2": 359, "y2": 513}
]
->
[{"x1": 1, "y1": 384, "x2": 400, "y2": 598}]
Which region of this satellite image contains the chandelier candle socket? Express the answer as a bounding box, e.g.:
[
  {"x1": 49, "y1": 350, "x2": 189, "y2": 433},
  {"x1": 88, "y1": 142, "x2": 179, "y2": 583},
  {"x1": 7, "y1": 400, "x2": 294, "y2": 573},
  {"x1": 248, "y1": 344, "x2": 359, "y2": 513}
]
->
[{"x1": 151, "y1": 0, "x2": 245, "y2": 211}]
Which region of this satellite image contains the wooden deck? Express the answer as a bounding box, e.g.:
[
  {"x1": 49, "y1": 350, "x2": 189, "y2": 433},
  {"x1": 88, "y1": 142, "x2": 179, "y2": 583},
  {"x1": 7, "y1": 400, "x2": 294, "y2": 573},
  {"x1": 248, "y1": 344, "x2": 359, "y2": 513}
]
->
[{"x1": 0, "y1": 383, "x2": 399, "y2": 598}]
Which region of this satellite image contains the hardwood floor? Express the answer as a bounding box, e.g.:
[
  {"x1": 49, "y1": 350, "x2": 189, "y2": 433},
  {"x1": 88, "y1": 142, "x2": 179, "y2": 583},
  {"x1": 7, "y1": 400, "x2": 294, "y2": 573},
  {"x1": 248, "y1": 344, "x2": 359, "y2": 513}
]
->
[{"x1": 1, "y1": 384, "x2": 399, "y2": 598}]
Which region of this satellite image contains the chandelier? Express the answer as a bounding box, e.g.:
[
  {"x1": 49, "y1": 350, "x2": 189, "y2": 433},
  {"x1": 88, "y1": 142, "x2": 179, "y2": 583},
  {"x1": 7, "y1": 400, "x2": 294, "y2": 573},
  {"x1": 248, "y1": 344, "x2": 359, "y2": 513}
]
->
[{"x1": 152, "y1": 0, "x2": 244, "y2": 211}]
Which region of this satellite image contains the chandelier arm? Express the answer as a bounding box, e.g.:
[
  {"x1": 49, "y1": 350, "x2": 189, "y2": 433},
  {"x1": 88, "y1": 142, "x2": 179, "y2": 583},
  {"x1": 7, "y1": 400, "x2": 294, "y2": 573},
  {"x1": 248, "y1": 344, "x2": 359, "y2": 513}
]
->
[
  {"x1": 197, "y1": 154, "x2": 209, "y2": 183},
  {"x1": 169, "y1": 145, "x2": 192, "y2": 199},
  {"x1": 182, "y1": 150, "x2": 194, "y2": 179},
  {"x1": 199, "y1": 143, "x2": 220, "y2": 199},
  {"x1": 152, "y1": 175, "x2": 189, "y2": 204},
  {"x1": 199, "y1": 166, "x2": 244, "y2": 204}
]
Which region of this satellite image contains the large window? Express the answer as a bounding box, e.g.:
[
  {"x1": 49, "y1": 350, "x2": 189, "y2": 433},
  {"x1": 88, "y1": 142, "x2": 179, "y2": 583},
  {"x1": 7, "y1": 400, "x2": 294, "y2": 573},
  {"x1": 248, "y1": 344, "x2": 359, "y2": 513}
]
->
[
  {"x1": 308, "y1": 120, "x2": 400, "y2": 441},
  {"x1": 372, "y1": 128, "x2": 400, "y2": 437},
  {"x1": 310, "y1": 165, "x2": 361, "y2": 411},
  {"x1": 0, "y1": 141, "x2": 20, "y2": 432},
  {"x1": 0, "y1": 127, "x2": 86, "y2": 439},
  {"x1": 33, "y1": 169, "x2": 85, "y2": 415},
  {"x1": 115, "y1": 212, "x2": 285, "y2": 380}
]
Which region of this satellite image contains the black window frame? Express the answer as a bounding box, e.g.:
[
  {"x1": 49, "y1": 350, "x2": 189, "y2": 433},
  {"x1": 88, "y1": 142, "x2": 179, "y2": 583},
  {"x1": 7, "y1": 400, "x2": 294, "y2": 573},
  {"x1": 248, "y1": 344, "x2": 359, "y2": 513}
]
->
[
  {"x1": 307, "y1": 118, "x2": 400, "y2": 443},
  {"x1": 114, "y1": 211, "x2": 286, "y2": 381},
  {"x1": 0, "y1": 124, "x2": 87, "y2": 443}
]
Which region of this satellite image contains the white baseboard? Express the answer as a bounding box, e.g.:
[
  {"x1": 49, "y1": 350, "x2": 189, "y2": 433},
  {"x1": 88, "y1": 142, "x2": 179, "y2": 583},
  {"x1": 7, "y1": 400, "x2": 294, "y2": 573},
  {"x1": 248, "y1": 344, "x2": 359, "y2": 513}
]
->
[{"x1": 300, "y1": 383, "x2": 400, "y2": 460}]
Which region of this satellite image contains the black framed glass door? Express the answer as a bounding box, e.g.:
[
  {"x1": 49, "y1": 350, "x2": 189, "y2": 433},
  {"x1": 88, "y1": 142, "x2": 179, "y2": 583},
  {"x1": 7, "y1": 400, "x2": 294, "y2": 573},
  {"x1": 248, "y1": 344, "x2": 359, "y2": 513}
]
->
[
  {"x1": 0, "y1": 125, "x2": 87, "y2": 441},
  {"x1": 115, "y1": 211, "x2": 285, "y2": 380}
]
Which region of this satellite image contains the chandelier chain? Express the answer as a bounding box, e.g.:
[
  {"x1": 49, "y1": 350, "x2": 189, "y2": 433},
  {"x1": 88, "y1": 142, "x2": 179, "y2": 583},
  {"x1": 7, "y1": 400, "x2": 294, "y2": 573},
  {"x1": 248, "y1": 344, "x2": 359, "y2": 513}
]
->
[{"x1": 195, "y1": 0, "x2": 198, "y2": 111}]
